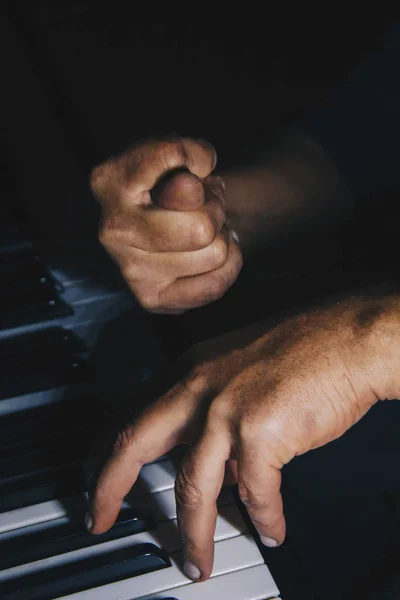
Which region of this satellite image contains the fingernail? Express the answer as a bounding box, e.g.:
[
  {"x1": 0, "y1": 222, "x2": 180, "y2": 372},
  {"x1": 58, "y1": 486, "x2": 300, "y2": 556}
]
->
[
  {"x1": 260, "y1": 535, "x2": 279, "y2": 548},
  {"x1": 196, "y1": 138, "x2": 217, "y2": 169},
  {"x1": 84, "y1": 513, "x2": 93, "y2": 532},
  {"x1": 231, "y1": 230, "x2": 240, "y2": 243},
  {"x1": 183, "y1": 560, "x2": 201, "y2": 581}
]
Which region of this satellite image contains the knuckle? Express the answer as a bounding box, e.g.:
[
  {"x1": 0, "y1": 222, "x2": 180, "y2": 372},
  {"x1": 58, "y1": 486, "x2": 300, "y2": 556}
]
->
[
  {"x1": 202, "y1": 274, "x2": 229, "y2": 303},
  {"x1": 238, "y1": 481, "x2": 268, "y2": 512},
  {"x1": 160, "y1": 139, "x2": 189, "y2": 171},
  {"x1": 113, "y1": 427, "x2": 134, "y2": 456},
  {"x1": 90, "y1": 159, "x2": 120, "y2": 203},
  {"x1": 90, "y1": 163, "x2": 109, "y2": 197},
  {"x1": 119, "y1": 255, "x2": 141, "y2": 283},
  {"x1": 179, "y1": 365, "x2": 208, "y2": 396},
  {"x1": 238, "y1": 418, "x2": 261, "y2": 445},
  {"x1": 132, "y1": 281, "x2": 165, "y2": 312},
  {"x1": 191, "y1": 215, "x2": 215, "y2": 249},
  {"x1": 175, "y1": 468, "x2": 203, "y2": 509},
  {"x1": 207, "y1": 395, "x2": 231, "y2": 424},
  {"x1": 98, "y1": 226, "x2": 111, "y2": 249},
  {"x1": 211, "y1": 235, "x2": 229, "y2": 268},
  {"x1": 98, "y1": 213, "x2": 122, "y2": 249},
  {"x1": 137, "y1": 292, "x2": 161, "y2": 312},
  {"x1": 120, "y1": 263, "x2": 136, "y2": 284}
]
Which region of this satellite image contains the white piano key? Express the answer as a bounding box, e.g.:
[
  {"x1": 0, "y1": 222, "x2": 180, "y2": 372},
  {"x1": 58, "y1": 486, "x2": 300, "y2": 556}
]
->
[
  {"x1": 127, "y1": 459, "x2": 179, "y2": 497},
  {"x1": 133, "y1": 485, "x2": 235, "y2": 523},
  {"x1": 59, "y1": 279, "x2": 124, "y2": 305},
  {"x1": 0, "y1": 497, "x2": 76, "y2": 534},
  {"x1": 0, "y1": 293, "x2": 134, "y2": 342},
  {"x1": 0, "y1": 382, "x2": 94, "y2": 416},
  {"x1": 59, "y1": 534, "x2": 265, "y2": 600},
  {"x1": 155, "y1": 503, "x2": 248, "y2": 554},
  {"x1": 0, "y1": 485, "x2": 235, "y2": 535},
  {"x1": 135, "y1": 564, "x2": 280, "y2": 600},
  {"x1": 0, "y1": 504, "x2": 247, "y2": 582}
]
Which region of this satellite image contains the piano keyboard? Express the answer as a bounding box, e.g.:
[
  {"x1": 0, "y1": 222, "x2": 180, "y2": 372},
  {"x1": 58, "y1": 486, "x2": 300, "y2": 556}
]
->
[
  {"x1": 0, "y1": 221, "x2": 135, "y2": 346},
  {"x1": 0, "y1": 220, "x2": 282, "y2": 599}
]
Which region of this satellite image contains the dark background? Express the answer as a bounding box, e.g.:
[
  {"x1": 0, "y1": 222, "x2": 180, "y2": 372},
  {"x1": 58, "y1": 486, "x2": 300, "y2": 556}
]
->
[
  {"x1": 2, "y1": 5, "x2": 394, "y2": 249},
  {"x1": 1, "y1": 6, "x2": 399, "y2": 599}
]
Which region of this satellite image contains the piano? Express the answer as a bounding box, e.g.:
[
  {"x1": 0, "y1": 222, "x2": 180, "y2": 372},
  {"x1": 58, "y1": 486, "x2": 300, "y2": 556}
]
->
[{"x1": 0, "y1": 216, "x2": 285, "y2": 600}]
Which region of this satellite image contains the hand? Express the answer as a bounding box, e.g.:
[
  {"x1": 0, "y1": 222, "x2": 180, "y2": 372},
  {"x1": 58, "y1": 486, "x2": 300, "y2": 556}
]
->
[
  {"x1": 90, "y1": 137, "x2": 242, "y2": 313},
  {"x1": 88, "y1": 294, "x2": 398, "y2": 581}
]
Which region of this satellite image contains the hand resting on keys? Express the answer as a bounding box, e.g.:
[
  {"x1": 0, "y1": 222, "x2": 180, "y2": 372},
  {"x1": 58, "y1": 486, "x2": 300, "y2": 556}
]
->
[{"x1": 87, "y1": 293, "x2": 400, "y2": 582}]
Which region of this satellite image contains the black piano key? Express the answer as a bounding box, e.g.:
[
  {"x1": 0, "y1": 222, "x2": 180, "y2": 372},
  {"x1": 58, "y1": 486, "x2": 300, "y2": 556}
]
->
[
  {"x1": 0, "y1": 396, "x2": 100, "y2": 451},
  {"x1": 1, "y1": 258, "x2": 63, "y2": 293},
  {"x1": 0, "y1": 293, "x2": 71, "y2": 331},
  {"x1": 0, "y1": 507, "x2": 155, "y2": 570},
  {"x1": 0, "y1": 252, "x2": 49, "y2": 280},
  {"x1": 0, "y1": 327, "x2": 85, "y2": 358},
  {"x1": 0, "y1": 329, "x2": 94, "y2": 401},
  {"x1": 0, "y1": 354, "x2": 93, "y2": 401},
  {"x1": 0, "y1": 430, "x2": 93, "y2": 481},
  {"x1": 0, "y1": 462, "x2": 85, "y2": 513},
  {"x1": 1, "y1": 543, "x2": 170, "y2": 600},
  {"x1": 0, "y1": 225, "x2": 32, "y2": 256},
  {"x1": 0, "y1": 252, "x2": 72, "y2": 329}
]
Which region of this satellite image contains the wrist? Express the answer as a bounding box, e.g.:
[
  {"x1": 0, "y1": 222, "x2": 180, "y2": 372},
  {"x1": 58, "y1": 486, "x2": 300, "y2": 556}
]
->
[
  {"x1": 221, "y1": 130, "x2": 353, "y2": 255},
  {"x1": 362, "y1": 293, "x2": 400, "y2": 401}
]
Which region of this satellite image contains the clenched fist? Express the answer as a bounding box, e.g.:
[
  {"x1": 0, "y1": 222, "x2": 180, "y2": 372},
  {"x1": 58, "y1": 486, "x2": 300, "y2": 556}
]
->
[{"x1": 90, "y1": 137, "x2": 242, "y2": 313}]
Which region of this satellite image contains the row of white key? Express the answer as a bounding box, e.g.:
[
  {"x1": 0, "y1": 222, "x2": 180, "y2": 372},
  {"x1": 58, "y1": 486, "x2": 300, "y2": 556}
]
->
[
  {"x1": 135, "y1": 566, "x2": 280, "y2": 600},
  {"x1": 59, "y1": 535, "x2": 279, "y2": 600},
  {"x1": 0, "y1": 454, "x2": 281, "y2": 598}
]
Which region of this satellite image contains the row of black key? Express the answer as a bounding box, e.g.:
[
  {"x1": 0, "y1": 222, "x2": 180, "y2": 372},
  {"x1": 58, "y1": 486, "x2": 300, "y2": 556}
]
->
[
  {"x1": 0, "y1": 327, "x2": 99, "y2": 513},
  {"x1": 0, "y1": 506, "x2": 154, "y2": 571},
  {"x1": 0, "y1": 327, "x2": 94, "y2": 401},
  {"x1": 0, "y1": 223, "x2": 180, "y2": 598},
  {"x1": 1, "y1": 543, "x2": 170, "y2": 600},
  {"x1": 0, "y1": 238, "x2": 72, "y2": 329}
]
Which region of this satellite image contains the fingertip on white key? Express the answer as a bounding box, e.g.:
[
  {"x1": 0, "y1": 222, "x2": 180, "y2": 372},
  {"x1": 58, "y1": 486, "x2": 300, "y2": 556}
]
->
[
  {"x1": 260, "y1": 535, "x2": 279, "y2": 548},
  {"x1": 183, "y1": 560, "x2": 201, "y2": 581}
]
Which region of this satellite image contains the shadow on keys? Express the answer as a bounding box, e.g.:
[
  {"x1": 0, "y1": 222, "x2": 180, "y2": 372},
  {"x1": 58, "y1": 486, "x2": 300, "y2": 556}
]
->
[
  {"x1": 0, "y1": 305, "x2": 282, "y2": 599},
  {"x1": 2, "y1": 220, "x2": 400, "y2": 598}
]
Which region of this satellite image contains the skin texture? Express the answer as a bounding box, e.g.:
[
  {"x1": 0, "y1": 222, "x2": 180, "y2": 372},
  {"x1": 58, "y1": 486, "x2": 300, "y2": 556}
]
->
[
  {"x1": 90, "y1": 137, "x2": 242, "y2": 313},
  {"x1": 87, "y1": 292, "x2": 400, "y2": 581},
  {"x1": 89, "y1": 134, "x2": 400, "y2": 583},
  {"x1": 91, "y1": 133, "x2": 351, "y2": 312}
]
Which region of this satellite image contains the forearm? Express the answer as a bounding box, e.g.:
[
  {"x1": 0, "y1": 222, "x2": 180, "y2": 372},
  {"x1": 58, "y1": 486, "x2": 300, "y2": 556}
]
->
[
  {"x1": 367, "y1": 290, "x2": 400, "y2": 402},
  {"x1": 222, "y1": 130, "x2": 353, "y2": 255}
]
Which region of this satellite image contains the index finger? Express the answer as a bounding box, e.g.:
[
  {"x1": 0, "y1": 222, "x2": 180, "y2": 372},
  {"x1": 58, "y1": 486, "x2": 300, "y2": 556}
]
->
[
  {"x1": 88, "y1": 374, "x2": 206, "y2": 534},
  {"x1": 91, "y1": 137, "x2": 217, "y2": 202}
]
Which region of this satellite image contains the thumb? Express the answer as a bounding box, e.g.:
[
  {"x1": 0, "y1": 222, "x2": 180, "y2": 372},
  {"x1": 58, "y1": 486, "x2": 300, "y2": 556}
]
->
[{"x1": 152, "y1": 170, "x2": 205, "y2": 211}]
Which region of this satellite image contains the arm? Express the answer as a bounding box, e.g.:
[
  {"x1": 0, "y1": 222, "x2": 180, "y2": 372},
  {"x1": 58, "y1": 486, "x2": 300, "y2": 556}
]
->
[
  {"x1": 224, "y1": 23, "x2": 400, "y2": 255},
  {"x1": 87, "y1": 287, "x2": 400, "y2": 580},
  {"x1": 222, "y1": 129, "x2": 353, "y2": 255}
]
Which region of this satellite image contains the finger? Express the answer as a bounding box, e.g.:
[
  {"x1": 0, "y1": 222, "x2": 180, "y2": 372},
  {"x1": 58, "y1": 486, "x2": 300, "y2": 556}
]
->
[
  {"x1": 89, "y1": 373, "x2": 208, "y2": 535},
  {"x1": 152, "y1": 170, "x2": 205, "y2": 211},
  {"x1": 176, "y1": 430, "x2": 230, "y2": 581},
  {"x1": 119, "y1": 226, "x2": 230, "y2": 283},
  {"x1": 237, "y1": 444, "x2": 286, "y2": 548},
  {"x1": 100, "y1": 183, "x2": 225, "y2": 253},
  {"x1": 91, "y1": 136, "x2": 217, "y2": 204},
  {"x1": 152, "y1": 230, "x2": 242, "y2": 311}
]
